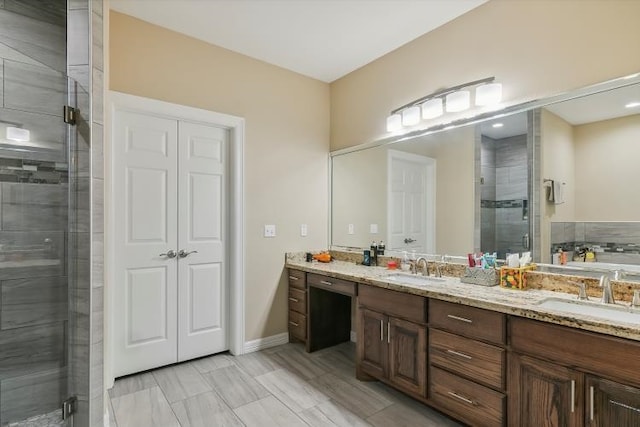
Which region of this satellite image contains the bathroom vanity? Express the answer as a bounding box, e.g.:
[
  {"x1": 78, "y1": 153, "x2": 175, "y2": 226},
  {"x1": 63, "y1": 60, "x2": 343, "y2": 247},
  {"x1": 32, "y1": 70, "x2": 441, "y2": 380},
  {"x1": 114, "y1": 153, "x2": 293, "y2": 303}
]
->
[{"x1": 285, "y1": 253, "x2": 640, "y2": 427}]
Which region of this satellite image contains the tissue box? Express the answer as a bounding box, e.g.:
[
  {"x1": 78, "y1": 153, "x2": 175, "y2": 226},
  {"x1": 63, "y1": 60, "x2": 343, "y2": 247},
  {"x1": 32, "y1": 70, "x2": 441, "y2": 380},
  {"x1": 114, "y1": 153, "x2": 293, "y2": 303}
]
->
[{"x1": 500, "y1": 265, "x2": 537, "y2": 289}]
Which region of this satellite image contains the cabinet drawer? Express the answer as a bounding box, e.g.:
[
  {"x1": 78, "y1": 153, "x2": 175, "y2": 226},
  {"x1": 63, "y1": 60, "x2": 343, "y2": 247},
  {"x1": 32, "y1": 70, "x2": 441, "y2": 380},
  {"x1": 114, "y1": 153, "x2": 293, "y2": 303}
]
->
[
  {"x1": 308, "y1": 273, "x2": 355, "y2": 296},
  {"x1": 359, "y1": 285, "x2": 426, "y2": 324},
  {"x1": 288, "y1": 287, "x2": 306, "y2": 314},
  {"x1": 289, "y1": 310, "x2": 306, "y2": 341},
  {"x1": 429, "y1": 299, "x2": 505, "y2": 345},
  {"x1": 430, "y1": 329, "x2": 505, "y2": 390},
  {"x1": 288, "y1": 269, "x2": 306, "y2": 290},
  {"x1": 430, "y1": 366, "x2": 505, "y2": 427}
]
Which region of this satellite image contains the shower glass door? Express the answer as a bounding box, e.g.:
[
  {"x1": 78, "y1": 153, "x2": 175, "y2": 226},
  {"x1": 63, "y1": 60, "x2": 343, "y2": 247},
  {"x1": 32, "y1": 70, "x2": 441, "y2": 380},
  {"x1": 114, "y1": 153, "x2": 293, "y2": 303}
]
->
[{"x1": 0, "y1": 59, "x2": 80, "y2": 426}]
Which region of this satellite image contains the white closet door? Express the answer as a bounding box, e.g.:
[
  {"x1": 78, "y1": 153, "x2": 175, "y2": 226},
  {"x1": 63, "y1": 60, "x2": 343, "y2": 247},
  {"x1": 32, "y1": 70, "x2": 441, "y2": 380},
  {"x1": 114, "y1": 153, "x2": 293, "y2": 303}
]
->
[
  {"x1": 113, "y1": 110, "x2": 179, "y2": 377},
  {"x1": 177, "y1": 121, "x2": 228, "y2": 361}
]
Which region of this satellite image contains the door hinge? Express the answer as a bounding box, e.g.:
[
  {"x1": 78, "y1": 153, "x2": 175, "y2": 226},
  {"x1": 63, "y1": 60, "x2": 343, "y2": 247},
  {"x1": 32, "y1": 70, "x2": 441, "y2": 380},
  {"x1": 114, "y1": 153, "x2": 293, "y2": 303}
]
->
[
  {"x1": 61, "y1": 396, "x2": 77, "y2": 420},
  {"x1": 63, "y1": 105, "x2": 77, "y2": 125}
]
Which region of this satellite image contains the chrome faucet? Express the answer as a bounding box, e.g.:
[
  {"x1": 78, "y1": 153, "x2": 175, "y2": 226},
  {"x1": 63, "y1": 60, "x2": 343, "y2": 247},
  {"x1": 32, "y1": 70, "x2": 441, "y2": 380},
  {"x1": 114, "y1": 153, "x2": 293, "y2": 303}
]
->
[
  {"x1": 570, "y1": 281, "x2": 589, "y2": 301},
  {"x1": 415, "y1": 257, "x2": 430, "y2": 276},
  {"x1": 600, "y1": 275, "x2": 615, "y2": 304}
]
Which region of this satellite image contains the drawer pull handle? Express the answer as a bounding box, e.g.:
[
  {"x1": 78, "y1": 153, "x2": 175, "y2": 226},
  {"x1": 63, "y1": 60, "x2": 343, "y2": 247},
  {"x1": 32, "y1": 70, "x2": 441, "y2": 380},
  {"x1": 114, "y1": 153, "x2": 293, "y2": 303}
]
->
[
  {"x1": 387, "y1": 321, "x2": 391, "y2": 344},
  {"x1": 447, "y1": 314, "x2": 473, "y2": 323},
  {"x1": 289, "y1": 276, "x2": 299, "y2": 281},
  {"x1": 609, "y1": 400, "x2": 640, "y2": 414},
  {"x1": 380, "y1": 320, "x2": 384, "y2": 341},
  {"x1": 288, "y1": 297, "x2": 299, "y2": 302},
  {"x1": 590, "y1": 386, "x2": 594, "y2": 421},
  {"x1": 447, "y1": 391, "x2": 475, "y2": 406},
  {"x1": 320, "y1": 280, "x2": 333, "y2": 286},
  {"x1": 289, "y1": 321, "x2": 299, "y2": 327},
  {"x1": 446, "y1": 349, "x2": 472, "y2": 360},
  {"x1": 571, "y1": 380, "x2": 575, "y2": 413}
]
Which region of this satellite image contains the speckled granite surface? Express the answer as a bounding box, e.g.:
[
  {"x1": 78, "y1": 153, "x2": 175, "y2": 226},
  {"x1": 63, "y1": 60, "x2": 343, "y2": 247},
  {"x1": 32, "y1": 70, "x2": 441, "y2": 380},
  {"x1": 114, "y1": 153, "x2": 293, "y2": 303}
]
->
[{"x1": 286, "y1": 252, "x2": 640, "y2": 342}]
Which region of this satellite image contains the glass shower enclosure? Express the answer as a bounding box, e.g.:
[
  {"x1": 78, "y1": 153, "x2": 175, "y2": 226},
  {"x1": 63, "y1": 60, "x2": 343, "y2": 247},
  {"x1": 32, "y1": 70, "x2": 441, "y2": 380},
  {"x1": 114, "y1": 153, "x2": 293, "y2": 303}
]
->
[{"x1": 0, "y1": 61, "x2": 85, "y2": 425}]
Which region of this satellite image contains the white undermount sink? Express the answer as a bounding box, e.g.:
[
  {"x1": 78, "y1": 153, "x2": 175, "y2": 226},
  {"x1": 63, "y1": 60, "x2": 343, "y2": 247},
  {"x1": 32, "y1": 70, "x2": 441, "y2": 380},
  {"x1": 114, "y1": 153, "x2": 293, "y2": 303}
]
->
[
  {"x1": 385, "y1": 272, "x2": 446, "y2": 286},
  {"x1": 536, "y1": 297, "x2": 640, "y2": 325}
]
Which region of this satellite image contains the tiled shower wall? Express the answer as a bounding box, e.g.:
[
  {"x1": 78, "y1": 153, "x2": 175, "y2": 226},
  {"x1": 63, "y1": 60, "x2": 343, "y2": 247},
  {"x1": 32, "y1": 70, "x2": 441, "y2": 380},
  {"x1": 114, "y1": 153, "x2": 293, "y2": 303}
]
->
[
  {"x1": 0, "y1": 1, "x2": 70, "y2": 424},
  {"x1": 480, "y1": 133, "x2": 529, "y2": 258},
  {"x1": 551, "y1": 222, "x2": 640, "y2": 265},
  {"x1": 67, "y1": 0, "x2": 104, "y2": 425}
]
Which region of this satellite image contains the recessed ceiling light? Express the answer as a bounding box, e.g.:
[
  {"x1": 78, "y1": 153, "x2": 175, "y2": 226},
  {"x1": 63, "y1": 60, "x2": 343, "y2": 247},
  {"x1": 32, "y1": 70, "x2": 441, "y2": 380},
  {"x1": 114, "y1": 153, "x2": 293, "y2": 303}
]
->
[
  {"x1": 625, "y1": 101, "x2": 640, "y2": 109},
  {"x1": 623, "y1": 73, "x2": 640, "y2": 80},
  {"x1": 492, "y1": 123, "x2": 504, "y2": 128}
]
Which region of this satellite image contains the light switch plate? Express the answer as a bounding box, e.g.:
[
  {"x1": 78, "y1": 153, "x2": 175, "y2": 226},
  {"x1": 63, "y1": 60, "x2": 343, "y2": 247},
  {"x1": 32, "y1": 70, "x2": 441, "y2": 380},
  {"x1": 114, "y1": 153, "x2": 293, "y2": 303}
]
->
[
  {"x1": 348, "y1": 224, "x2": 355, "y2": 235},
  {"x1": 264, "y1": 224, "x2": 276, "y2": 237},
  {"x1": 300, "y1": 224, "x2": 308, "y2": 237},
  {"x1": 370, "y1": 223, "x2": 378, "y2": 234}
]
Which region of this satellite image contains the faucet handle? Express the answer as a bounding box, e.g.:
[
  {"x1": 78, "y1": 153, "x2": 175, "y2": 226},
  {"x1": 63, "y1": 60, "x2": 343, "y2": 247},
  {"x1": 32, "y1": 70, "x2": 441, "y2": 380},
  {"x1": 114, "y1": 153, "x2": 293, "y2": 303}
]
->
[
  {"x1": 613, "y1": 269, "x2": 626, "y2": 281},
  {"x1": 569, "y1": 281, "x2": 589, "y2": 301}
]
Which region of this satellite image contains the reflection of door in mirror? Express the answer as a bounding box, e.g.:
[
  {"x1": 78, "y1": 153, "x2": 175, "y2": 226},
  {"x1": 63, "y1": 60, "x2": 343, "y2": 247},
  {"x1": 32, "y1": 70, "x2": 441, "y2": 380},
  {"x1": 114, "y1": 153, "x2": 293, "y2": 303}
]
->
[
  {"x1": 478, "y1": 112, "x2": 531, "y2": 259},
  {"x1": 387, "y1": 150, "x2": 435, "y2": 254}
]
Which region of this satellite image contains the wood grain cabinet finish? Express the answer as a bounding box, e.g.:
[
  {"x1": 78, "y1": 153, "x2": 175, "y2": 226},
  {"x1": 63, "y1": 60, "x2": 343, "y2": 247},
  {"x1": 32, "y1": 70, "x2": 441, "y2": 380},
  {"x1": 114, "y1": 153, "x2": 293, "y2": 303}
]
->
[
  {"x1": 287, "y1": 269, "x2": 307, "y2": 343},
  {"x1": 307, "y1": 273, "x2": 355, "y2": 296},
  {"x1": 430, "y1": 366, "x2": 505, "y2": 427},
  {"x1": 357, "y1": 285, "x2": 427, "y2": 398},
  {"x1": 586, "y1": 376, "x2": 640, "y2": 426},
  {"x1": 509, "y1": 353, "x2": 584, "y2": 427},
  {"x1": 429, "y1": 299, "x2": 505, "y2": 345},
  {"x1": 429, "y1": 328, "x2": 504, "y2": 390}
]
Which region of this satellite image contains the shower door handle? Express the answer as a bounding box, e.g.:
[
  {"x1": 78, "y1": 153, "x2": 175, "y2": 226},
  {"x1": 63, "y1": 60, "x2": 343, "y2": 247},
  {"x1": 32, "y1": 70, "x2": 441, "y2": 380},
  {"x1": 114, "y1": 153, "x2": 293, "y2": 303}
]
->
[
  {"x1": 159, "y1": 250, "x2": 177, "y2": 259},
  {"x1": 522, "y1": 233, "x2": 530, "y2": 250},
  {"x1": 404, "y1": 238, "x2": 416, "y2": 244}
]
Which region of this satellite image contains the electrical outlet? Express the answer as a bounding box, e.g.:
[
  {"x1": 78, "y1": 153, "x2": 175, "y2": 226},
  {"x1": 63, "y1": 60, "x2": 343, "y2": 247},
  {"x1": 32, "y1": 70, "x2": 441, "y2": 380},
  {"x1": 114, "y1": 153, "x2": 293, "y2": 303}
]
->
[
  {"x1": 264, "y1": 224, "x2": 276, "y2": 237},
  {"x1": 348, "y1": 224, "x2": 355, "y2": 235},
  {"x1": 300, "y1": 224, "x2": 308, "y2": 237},
  {"x1": 370, "y1": 223, "x2": 378, "y2": 234}
]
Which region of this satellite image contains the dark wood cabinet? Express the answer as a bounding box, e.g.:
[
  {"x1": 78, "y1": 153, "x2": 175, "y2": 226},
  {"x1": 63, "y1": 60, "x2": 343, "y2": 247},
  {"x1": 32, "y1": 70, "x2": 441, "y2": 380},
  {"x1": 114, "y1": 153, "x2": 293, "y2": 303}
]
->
[
  {"x1": 357, "y1": 285, "x2": 427, "y2": 398},
  {"x1": 586, "y1": 376, "x2": 640, "y2": 426},
  {"x1": 509, "y1": 353, "x2": 583, "y2": 427},
  {"x1": 287, "y1": 269, "x2": 307, "y2": 343}
]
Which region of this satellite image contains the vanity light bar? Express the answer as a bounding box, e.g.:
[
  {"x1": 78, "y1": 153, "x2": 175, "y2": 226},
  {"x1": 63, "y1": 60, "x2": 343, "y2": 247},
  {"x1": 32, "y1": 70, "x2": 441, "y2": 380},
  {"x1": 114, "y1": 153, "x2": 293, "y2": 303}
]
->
[{"x1": 386, "y1": 77, "x2": 503, "y2": 132}]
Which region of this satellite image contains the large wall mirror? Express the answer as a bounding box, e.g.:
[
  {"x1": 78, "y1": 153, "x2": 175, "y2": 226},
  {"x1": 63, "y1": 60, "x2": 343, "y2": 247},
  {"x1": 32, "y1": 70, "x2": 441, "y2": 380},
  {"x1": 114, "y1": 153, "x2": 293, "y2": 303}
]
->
[{"x1": 331, "y1": 72, "x2": 640, "y2": 275}]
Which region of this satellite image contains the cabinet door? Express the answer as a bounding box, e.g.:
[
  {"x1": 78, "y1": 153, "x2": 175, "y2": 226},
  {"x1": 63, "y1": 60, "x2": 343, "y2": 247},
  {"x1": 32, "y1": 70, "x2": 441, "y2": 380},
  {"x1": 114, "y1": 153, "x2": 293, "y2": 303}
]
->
[
  {"x1": 357, "y1": 308, "x2": 386, "y2": 379},
  {"x1": 587, "y1": 376, "x2": 640, "y2": 426},
  {"x1": 509, "y1": 353, "x2": 583, "y2": 427},
  {"x1": 388, "y1": 317, "x2": 426, "y2": 397}
]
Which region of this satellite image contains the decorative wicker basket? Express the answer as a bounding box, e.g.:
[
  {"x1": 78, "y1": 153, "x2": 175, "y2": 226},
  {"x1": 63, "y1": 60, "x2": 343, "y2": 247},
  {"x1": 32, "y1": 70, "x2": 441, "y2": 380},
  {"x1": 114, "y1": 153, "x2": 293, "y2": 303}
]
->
[{"x1": 460, "y1": 267, "x2": 500, "y2": 287}]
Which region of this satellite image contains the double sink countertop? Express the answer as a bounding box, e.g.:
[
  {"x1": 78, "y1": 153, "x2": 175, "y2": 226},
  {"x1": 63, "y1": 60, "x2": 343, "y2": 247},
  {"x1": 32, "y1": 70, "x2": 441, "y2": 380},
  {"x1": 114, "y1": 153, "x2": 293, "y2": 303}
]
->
[{"x1": 285, "y1": 252, "x2": 640, "y2": 342}]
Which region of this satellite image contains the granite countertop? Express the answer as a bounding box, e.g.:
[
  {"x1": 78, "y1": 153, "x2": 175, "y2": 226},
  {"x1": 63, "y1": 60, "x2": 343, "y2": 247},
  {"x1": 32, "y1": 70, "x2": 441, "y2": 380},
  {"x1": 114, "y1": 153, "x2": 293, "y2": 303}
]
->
[{"x1": 285, "y1": 253, "x2": 640, "y2": 342}]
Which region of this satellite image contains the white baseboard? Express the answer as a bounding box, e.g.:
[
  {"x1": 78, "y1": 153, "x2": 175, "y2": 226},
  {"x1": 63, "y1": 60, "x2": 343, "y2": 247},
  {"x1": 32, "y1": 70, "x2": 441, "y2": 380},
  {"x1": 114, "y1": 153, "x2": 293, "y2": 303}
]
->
[
  {"x1": 243, "y1": 332, "x2": 289, "y2": 354},
  {"x1": 350, "y1": 330, "x2": 357, "y2": 342}
]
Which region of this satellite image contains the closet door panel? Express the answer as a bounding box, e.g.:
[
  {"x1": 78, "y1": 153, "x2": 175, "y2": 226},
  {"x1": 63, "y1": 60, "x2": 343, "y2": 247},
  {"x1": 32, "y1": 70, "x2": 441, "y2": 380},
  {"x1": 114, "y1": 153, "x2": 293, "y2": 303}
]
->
[
  {"x1": 178, "y1": 121, "x2": 228, "y2": 361},
  {"x1": 113, "y1": 110, "x2": 178, "y2": 377}
]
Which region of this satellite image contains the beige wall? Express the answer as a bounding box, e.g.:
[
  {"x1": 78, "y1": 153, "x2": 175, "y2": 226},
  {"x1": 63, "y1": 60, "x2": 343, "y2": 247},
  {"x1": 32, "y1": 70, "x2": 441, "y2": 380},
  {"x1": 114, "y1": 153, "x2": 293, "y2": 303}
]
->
[
  {"x1": 574, "y1": 114, "x2": 640, "y2": 220},
  {"x1": 540, "y1": 109, "x2": 575, "y2": 263},
  {"x1": 330, "y1": 0, "x2": 640, "y2": 151},
  {"x1": 109, "y1": 12, "x2": 330, "y2": 341}
]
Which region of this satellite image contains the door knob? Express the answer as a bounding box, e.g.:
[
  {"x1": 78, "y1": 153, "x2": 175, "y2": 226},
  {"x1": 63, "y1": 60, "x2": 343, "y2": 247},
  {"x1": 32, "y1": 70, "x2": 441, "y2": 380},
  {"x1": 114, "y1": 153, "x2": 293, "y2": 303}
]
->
[
  {"x1": 159, "y1": 250, "x2": 177, "y2": 259},
  {"x1": 178, "y1": 249, "x2": 198, "y2": 258},
  {"x1": 404, "y1": 238, "x2": 416, "y2": 244}
]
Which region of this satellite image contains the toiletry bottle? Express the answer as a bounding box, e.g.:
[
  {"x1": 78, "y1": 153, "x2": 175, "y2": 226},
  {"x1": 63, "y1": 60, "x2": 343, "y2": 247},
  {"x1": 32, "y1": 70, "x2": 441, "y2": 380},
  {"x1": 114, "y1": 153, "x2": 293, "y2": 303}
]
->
[
  {"x1": 378, "y1": 241, "x2": 385, "y2": 255},
  {"x1": 401, "y1": 251, "x2": 411, "y2": 271}
]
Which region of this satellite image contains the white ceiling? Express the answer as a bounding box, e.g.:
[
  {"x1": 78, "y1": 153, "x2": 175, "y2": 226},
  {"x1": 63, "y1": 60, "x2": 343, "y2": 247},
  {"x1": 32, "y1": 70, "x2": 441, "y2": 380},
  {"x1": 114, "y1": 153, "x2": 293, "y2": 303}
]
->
[{"x1": 109, "y1": 0, "x2": 487, "y2": 83}]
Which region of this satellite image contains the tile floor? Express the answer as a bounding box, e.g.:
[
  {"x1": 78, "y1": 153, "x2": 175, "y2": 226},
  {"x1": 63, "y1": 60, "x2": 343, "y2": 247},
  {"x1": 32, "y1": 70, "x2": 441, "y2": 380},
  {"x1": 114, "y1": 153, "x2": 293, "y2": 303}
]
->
[{"x1": 107, "y1": 342, "x2": 463, "y2": 427}]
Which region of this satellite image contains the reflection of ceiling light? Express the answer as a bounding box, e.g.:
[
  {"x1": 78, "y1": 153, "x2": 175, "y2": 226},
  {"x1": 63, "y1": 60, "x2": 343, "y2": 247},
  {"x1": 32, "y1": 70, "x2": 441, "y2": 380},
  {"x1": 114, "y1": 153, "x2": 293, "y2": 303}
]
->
[
  {"x1": 492, "y1": 123, "x2": 504, "y2": 128},
  {"x1": 475, "y1": 83, "x2": 503, "y2": 106},
  {"x1": 401, "y1": 106, "x2": 421, "y2": 126},
  {"x1": 446, "y1": 90, "x2": 471, "y2": 112},
  {"x1": 6, "y1": 127, "x2": 30, "y2": 142},
  {"x1": 625, "y1": 101, "x2": 640, "y2": 108},
  {"x1": 386, "y1": 113, "x2": 403, "y2": 132},
  {"x1": 623, "y1": 73, "x2": 640, "y2": 80}
]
